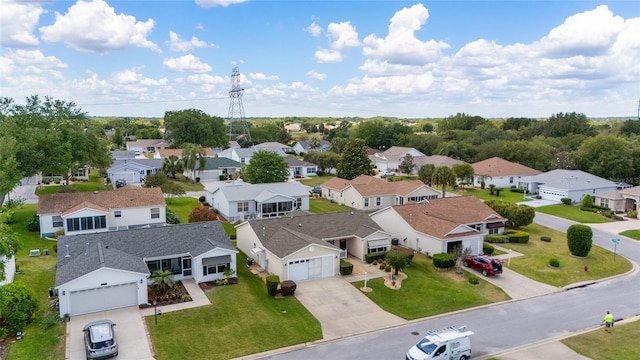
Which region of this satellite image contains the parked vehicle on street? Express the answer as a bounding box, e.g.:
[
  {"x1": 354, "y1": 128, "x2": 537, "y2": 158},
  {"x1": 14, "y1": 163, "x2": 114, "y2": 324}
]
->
[
  {"x1": 311, "y1": 186, "x2": 322, "y2": 194},
  {"x1": 83, "y1": 320, "x2": 118, "y2": 359},
  {"x1": 463, "y1": 254, "x2": 503, "y2": 276},
  {"x1": 406, "y1": 325, "x2": 473, "y2": 360}
]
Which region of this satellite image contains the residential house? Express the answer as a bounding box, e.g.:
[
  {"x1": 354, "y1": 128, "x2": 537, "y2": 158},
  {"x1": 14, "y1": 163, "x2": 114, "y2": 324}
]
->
[
  {"x1": 126, "y1": 139, "x2": 170, "y2": 155},
  {"x1": 523, "y1": 169, "x2": 620, "y2": 204},
  {"x1": 196, "y1": 157, "x2": 242, "y2": 181},
  {"x1": 369, "y1": 146, "x2": 426, "y2": 172},
  {"x1": 254, "y1": 142, "x2": 294, "y2": 154},
  {"x1": 412, "y1": 155, "x2": 465, "y2": 171},
  {"x1": 471, "y1": 157, "x2": 541, "y2": 189},
  {"x1": 37, "y1": 186, "x2": 166, "y2": 237},
  {"x1": 594, "y1": 186, "x2": 640, "y2": 212},
  {"x1": 370, "y1": 196, "x2": 506, "y2": 256},
  {"x1": 284, "y1": 157, "x2": 318, "y2": 178},
  {"x1": 236, "y1": 211, "x2": 393, "y2": 281},
  {"x1": 284, "y1": 123, "x2": 301, "y2": 132},
  {"x1": 292, "y1": 140, "x2": 331, "y2": 154},
  {"x1": 111, "y1": 150, "x2": 137, "y2": 161},
  {"x1": 153, "y1": 148, "x2": 216, "y2": 159},
  {"x1": 205, "y1": 181, "x2": 310, "y2": 223},
  {"x1": 107, "y1": 159, "x2": 164, "y2": 184},
  {"x1": 55, "y1": 221, "x2": 237, "y2": 317},
  {"x1": 217, "y1": 147, "x2": 286, "y2": 165},
  {"x1": 321, "y1": 175, "x2": 440, "y2": 210}
]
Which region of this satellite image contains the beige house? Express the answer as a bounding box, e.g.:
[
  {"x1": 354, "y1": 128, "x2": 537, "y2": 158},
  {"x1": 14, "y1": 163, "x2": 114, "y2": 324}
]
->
[
  {"x1": 320, "y1": 175, "x2": 440, "y2": 210},
  {"x1": 594, "y1": 186, "x2": 640, "y2": 213},
  {"x1": 471, "y1": 157, "x2": 541, "y2": 189},
  {"x1": 236, "y1": 211, "x2": 392, "y2": 281},
  {"x1": 370, "y1": 196, "x2": 506, "y2": 256}
]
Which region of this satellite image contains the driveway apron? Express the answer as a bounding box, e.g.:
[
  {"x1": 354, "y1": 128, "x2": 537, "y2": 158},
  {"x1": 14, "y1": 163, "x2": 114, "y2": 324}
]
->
[
  {"x1": 67, "y1": 306, "x2": 154, "y2": 360},
  {"x1": 294, "y1": 277, "x2": 404, "y2": 340}
]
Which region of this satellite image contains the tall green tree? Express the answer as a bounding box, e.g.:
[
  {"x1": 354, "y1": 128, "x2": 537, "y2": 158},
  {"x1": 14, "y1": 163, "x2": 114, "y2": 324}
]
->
[
  {"x1": 244, "y1": 151, "x2": 289, "y2": 183},
  {"x1": 162, "y1": 155, "x2": 184, "y2": 179},
  {"x1": 452, "y1": 163, "x2": 474, "y2": 189},
  {"x1": 336, "y1": 138, "x2": 374, "y2": 180},
  {"x1": 398, "y1": 154, "x2": 415, "y2": 175},
  {"x1": 574, "y1": 135, "x2": 636, "y2": 181},
  {"x1": 182, "y1": 143, "x2": 207, "y2": 181},
  {"x1": 163, "y1": 109, "x2": 227, "y2": 148},
  {"x1": 431, "y1": 166, "x2": 456, "y2": 197},
  {"x1": 418, "y1": 164, "x2": 436, "y2": 186},
  {"x1": 544, "y1": 112, "x2": 595, "y2": 138}
]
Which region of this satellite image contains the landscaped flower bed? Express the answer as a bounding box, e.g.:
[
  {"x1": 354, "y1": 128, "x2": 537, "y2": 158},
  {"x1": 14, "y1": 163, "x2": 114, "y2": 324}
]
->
[{"x1": 145, "y1": 280, "x2": 192, "y2": 306}]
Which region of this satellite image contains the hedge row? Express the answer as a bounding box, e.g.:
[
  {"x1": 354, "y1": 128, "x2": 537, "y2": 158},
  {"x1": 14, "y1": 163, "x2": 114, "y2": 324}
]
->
[{"x1": 432, "y1": 253, "x2": 455, "y2": 269}]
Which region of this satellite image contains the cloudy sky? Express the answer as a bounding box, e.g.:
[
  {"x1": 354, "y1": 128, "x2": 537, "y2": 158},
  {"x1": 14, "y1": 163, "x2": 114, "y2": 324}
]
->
[{"x1": 1, "y1": 0, "x2": 638, "y2": 119}]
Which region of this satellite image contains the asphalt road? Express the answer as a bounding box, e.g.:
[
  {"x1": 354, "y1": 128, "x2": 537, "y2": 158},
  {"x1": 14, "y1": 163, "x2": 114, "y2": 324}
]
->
[{"x1": 259, "y1": 213, "x2": 640, "y2": 360}]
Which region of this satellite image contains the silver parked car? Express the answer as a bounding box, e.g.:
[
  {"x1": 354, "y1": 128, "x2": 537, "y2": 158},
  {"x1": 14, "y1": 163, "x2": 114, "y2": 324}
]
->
[{"x1": 83, "y1": 320, "x2": 118, "y2": 359}]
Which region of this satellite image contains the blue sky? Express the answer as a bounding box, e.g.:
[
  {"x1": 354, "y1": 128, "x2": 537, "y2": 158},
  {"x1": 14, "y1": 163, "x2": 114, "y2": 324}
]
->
[{"x1": 1, "y1": 1, "x2": 638, "y2": 119}]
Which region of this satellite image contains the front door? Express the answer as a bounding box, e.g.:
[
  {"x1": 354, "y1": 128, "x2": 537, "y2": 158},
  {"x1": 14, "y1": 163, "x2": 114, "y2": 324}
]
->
[
  {"x1": 339, "y1": 239, "x2": 347, "y2": 251},
  {"x1": 182, "y1": 257, "x2": 192, "y2": 277}
]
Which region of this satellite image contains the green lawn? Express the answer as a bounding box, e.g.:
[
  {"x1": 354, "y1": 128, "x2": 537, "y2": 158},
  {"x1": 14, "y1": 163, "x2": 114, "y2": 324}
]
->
[
  {"x1": 6, "y1": 205, "x2": 65, "y2": 360},
  {"x1": 620, "y1": 229, "x2": 640, "y2": 240},
  {"x1": 146, "y1": 253, "x2": 322, "y2": 360},
  {"x1": 562, "y1": 319, "x2": 640, "y2": 360},
  {"x1": 308, "y1": 197, "x2": 350, "y2": 213},
  {"x1": 353, "y1": 253, "x2": 510, "y2": 320},
  {"x1": 165, "y1": 196, "x2": 199, "y2": 223},
  {"x1": 496, "y1": 223, "x2": 632, "y2": 287},
  {"x1": 172, "y1": 180, "x2": 204, "y2": 192},
  {"x1": 536, "y1": 204, "x2": 613, "y2": 223},
  {"x1": 35, "y1": 180, "x2": 112, "y2": 195},
  {"x1": 298, "y1": 174, "x2": 335, "y2": 187},
  {"x1": 450, "y1": 187, "x2": 531, "y2": 203}
]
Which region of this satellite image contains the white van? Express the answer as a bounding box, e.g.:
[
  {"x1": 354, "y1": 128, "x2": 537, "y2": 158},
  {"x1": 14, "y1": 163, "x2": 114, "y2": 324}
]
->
[{"x1": 406, "y1": 325, "x2": 473, "y2": 360}]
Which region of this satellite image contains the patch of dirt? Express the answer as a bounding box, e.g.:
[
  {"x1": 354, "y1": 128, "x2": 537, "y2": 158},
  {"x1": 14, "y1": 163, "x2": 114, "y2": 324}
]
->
[{"x1": 383, "y1": 272, "x2": 408, "y2": 289}]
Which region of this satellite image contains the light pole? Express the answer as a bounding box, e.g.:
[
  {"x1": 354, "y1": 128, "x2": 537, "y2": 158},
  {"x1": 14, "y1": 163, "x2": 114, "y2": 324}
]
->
[{"x1": 364, "y1": 272, "x2": 368, "y2": 289}]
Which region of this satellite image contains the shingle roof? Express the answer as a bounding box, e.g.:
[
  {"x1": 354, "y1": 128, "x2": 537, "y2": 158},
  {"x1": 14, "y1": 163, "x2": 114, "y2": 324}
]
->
[
  {"x1": 109, "y1": 158, "x2": 164, "y2": 170},
  {"x1": 126, "y1": 139, "x2": 169, "y2": 147},
  {"x1": 413, "y1": 155, "x2": 465, "y2": 168},
  {"x1": 111, "y1": 150, "x2": 136, "y2": 160},
  {"x1": 471, "y1": 157, "x2": 541, "y2": 177},
  {"x1": 254, "y1": 142, "x2": 292, "y2": 150},
  {"x1": 322, "y1": 175, "x2": 434, "y2": 196},
  {"x1": 206, "y1": 181, "x2": 309, "y2": 202},
  {"x1": 245, "y1": 210, "x2": 384, "y2": 258},
  {"x1": 296, "y1": 140, "x2": 330, "y2": 151},
  {"x1": 156, "y1": 148, "x2": 215, "y2": 158},
  {"x1": 284, "y1": 157, "x2": 315, "y2": 167},
  {"x1": 202, "y1": 157, "x2": 242, "y2": 170},
  {"x1": 390, "y1": 196, "x2": 506, "y2": 239},
  {"x1": 55, "y1": 221, "x2": 235, "y2": 286},
  {"x1": 531, "y1": 169, "x2": 618, "y2": 191},
  {"x1": 38, "y1": 187, "x2": 166, "y2": 215}
]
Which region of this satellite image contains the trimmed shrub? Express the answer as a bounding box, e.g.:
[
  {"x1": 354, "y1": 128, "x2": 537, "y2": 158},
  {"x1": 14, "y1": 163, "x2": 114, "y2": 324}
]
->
[
  {"x1": 280, "y1": 280, "x2": 296, "y2": 296},
  {"x1": 561, "y1": 197, "x2": 572, "y2": 205},
  {"x1": 581, "y1": 194, "x2": 593, "y2": 209},
  {"x1": 188, "y1": 205, "x2": 218, "y2": 223},
  {"x1": 384, "y1": 264, "x2": 391, "y2": 272},
  {"x1": 25, "y1": 214, "x2": 40, "y2": 232},
  {"x1": 466, "y1": 273, "x2": 480, "y2": 285},
  {"x1": 364, "y1": 252, "x2": 386, "y2": 264},
  {"x1": 549, "y1": 258, "x2": 560, "y2": 268},
  {"x1": 198, "y1": 196, "x2": 206, "y2": 203},
  {"x1": 540, "y1": 236, "x2": 552, "y2": 242},
  {"x1": 628, "y1": 210, "x2": 638, "y2": 219},
  {"x1": 505, "y1": 230, "x2": 530, "y2": 244},
  {"x1": 266, "y1": 275, "x2": 280, "y2": 296},
  {"x1": 580, "y1": 207, "x2": 598, "y2": 213},
  {"x1": 339, "y1": 260, "x2": 354, "y2": 275},
  {"x1": 486, "y1": 234, "x2": 509, "y2": 243},
  {"x1": 482, "y1": 243, "x2": 495, "y2": 255},
  {"x1": 165, "y1": 208, "x2": 180, "y2": 224},
  {"x1": 567, "y1": 224, "x2": 593, "y2": 257},
  {"x1": 432, "y1": 253, "x2": 455, "y2": 269},
  {"x1": 390, "y1": 245, "x2": 415, "y2": 263}
]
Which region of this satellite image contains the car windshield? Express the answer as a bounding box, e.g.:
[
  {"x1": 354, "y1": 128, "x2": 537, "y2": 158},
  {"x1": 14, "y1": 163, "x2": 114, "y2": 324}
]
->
[{"x1": 417, "y1": 341, "x2": 437, "y2": 355}]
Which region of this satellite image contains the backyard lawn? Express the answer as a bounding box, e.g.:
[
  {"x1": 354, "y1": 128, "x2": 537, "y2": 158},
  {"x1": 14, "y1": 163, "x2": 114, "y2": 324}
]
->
[
  {"x1": 450, "y1": 187, "x2": 531, "y2": 203},
  {"x1": 352, "y1": 253, "x2": 510, "y2": 320},
  {"x1": 5, "y1": 205, "x2": 66, "y2": 360},
  {"x1": 146, "y1": 253, "x2": 322, "y2": 360},
  {"x1": 536, "y1": 204, "x2": 613, "y2": 223},
  {"x1": 34, "y1": 171, "x2": 112, "y2": 195},
  {"x1": 496, "y1": 223, "x2": 632, "y2": 287},
  {"x1": 308, "y1": 197, "x2": 350, "y2": 213},
  {"x1": 165, "y1": 196, "x2": 199, "y2": 223},
  {"x1": 562, "y1": 318, "x2": 640, "y2": 360},
  {"x1": 298, "y1": 174, "x2": 335, "y2": 187}
]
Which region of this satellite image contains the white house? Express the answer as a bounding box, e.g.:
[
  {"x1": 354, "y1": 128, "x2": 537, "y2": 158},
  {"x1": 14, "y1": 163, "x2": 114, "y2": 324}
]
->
[
  {"x1": 37, "y1": 186, "x2": 166, "y2": 237},
  {"x1": 195, "y1": 157, "x2": 243, "y2": 181},
  {"x1": 126, "y1": 139, "x2": 170, "y2": 155},
  {"x1": 205, "y1": 181, "x2": 310, "y2": 223},
  {"x1": 292, "y1": 140, "x2": 331, "y2": 154},
  {"x1": 55, "y1": 221, "x2": 237, "y2": 317},
  {"x1": 523, "y1": 169, "x2": 620, "y2": 204},
  {"x1": 254, "y1": 142, "x2": 294, "y2": 154},
  {"x1": 321, "y1": 175, "x2": 441, "y2": 210},
  {"x1": 217, "y1": 147, "x2": 286, "y2": 165},
  {"x1": 370, "y1": 196, "x2": 506, "y2": 256},
  {"x1": 471, "y1": 157, "x2": 541, "y2": 189},
  {"x1": 236, "y1": 211, "x2": 392, "y2": 281},
  {"x1": 369, "y1": 146, "x2": 426, "y2": 171},
  {"x1": 284, "y1": 157, "x2": 318, "y2": 178},
  {"x1": 107, "y1": 159, "x2": 164, "y2": 184}
]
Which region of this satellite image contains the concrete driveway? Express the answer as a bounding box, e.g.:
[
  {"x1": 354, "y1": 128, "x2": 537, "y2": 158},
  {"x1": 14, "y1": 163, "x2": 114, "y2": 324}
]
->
[
  {"x1": 67, "y1": 306, "x2": 154, "y2": 360},
  {"x1": 294, "y1": 277, "x2": 404, "y2": 340}
]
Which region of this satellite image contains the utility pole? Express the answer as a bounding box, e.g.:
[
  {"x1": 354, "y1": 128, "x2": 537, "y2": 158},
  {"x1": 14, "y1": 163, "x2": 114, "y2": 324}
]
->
[{"x1": 225, "y1": 67, "x2": 251, "y2": 144}]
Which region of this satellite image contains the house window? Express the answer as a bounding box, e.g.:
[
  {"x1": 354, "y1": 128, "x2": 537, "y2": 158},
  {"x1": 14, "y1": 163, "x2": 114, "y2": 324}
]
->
[
  {"x1": 376, "y1": 197, "x2": 381, "y2": 206},
  {"x1": 52, "y1": 215, "x2": 63, "y2": 228},
  {"x1": 94, "y1": 216, "x2": 107, "y2": 229},
  {"x1": 114, "y1": 211, "x2": 122, "y2": 218},
  {"x1": 295, "y1": 197, "x2": 302, "y2": 209},
  {"x1": 364, "y1": 198, "x2": 369, "y2": 207},
  {"x1": 600, "y1": 199, "x2": 609, "y2": 208},
  {"x1": 509, "y1": 177, "x2": 514, "y2": 183},
  {"x1": 469, "y1": 223, "x2": 482, "y2": 231},
  {"x1": 67, "y1": 218, "x2": 80, "y2": 232},
  {"x1": 368, "y1": 246, "x2": 388, "y2": 254},
  {"x1": 489, "y1": 228, "x2": 500, "y2": 235},
  {"x1": 66, "y1": 216, "x2": 106, "y2": 232},
  {"x1": 306, "y1": 167, "x2": 317, "y2": 174},
  {"x1": 237, "y1": 202, "x2": 249, "y2": 212},
  {"x1": 203, "y1": 263, "x2": 230, "y2": 276},
  {"x1": 73, "y1": 168, "x2": 85, "y2": 177},
  {"x1": 151, "y1": 208, "x2": 160, "y2": 219}
]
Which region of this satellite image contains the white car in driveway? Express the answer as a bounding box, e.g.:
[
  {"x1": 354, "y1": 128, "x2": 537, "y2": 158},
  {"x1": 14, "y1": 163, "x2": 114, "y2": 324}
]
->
[{"x1": 380, "y1": 170, "x2": 396, "y2": 176}]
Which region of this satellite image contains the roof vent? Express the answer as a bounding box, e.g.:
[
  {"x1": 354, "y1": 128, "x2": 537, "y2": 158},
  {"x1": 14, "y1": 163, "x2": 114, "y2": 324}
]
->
[
  {"x1": 298, "y1": 223, "x2": 302, "y2": 227},
  {"x1": 204, "y1": 224, "x2": 207, "y2": 228},
  {"x1": 350, "y1": 212, "x2": 354, "y2": 215},
  {"x1": 65, "y1": 244, "x2": 71, "y2": 258},
  {"x1": 85, "y1": 242, "x2": 89, "y2": 255},
  {"x1": 93, "y1": 191, "x2": 99, "y2": 194}
]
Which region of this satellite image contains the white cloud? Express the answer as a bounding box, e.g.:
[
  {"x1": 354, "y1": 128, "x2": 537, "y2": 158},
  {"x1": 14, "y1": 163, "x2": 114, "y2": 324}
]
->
[
  {"x1": 195, "y1": 0, "x2": 247, "y2": 8},
  {"x1": 314, "y1": 21, "x2": 360, "y2": 63},
  {"x1": 249, "y1": 72, "x2": 279, "y2": 81},
  {"x1": 362, "y1": 3, "x2": 450, "y2": 65},
  {"x1": 39, "y1": 0, "x2": 159, "y2": 53},
  {"x1": 166, "y1": 31, "x2": 211, "y2": 52},
  {"x1": 163, "y1": 55, "x2": 212, "y2": 73},
  {"x1": 0, "y1": 49, "x2": 68, "y2": 99},
  {"x1": 306, "y1": 21, "x2": 322, "y2": 37},
  {"x1": 307, "y1": 70, "x2": 327, "y2": 81},
  {"x1": 0, "y1": 0, "x2": 43, "y2": 48}
]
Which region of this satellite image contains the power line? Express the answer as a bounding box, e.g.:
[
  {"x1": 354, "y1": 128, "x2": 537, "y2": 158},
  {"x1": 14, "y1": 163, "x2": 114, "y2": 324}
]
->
[{"x1": 76, "y1": 96, "x2": 228, "y2": 107}]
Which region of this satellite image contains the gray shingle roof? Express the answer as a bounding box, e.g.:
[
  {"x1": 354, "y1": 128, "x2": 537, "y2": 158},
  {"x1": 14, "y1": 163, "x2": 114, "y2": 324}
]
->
[
  {"x1": 531, "y1": 169, "x2": 618, "y2": 190},
  {"x1": 55, "y1": 221, "x2": 235, "y2": 286},
  {"x1": 246, "y1": 210, "x2": 383, "y2": 258},
  {"x1": 207, "y1": 181, "x2": 309, "y2": 202},
  {"x1": 203, "y1": 157, "x2": 242, "y2": 170}
]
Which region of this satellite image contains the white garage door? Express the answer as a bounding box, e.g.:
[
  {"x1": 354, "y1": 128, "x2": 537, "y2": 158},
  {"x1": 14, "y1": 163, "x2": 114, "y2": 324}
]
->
[
  {"x1": 288, "y1": 255, "x2": 334, "y2": 281},
  {"x1": 112, "y1": 172, "x2": 136, "y2": 184},
  {"x1": 69, "y1": 282, "x2": 138, "y2": 316}
]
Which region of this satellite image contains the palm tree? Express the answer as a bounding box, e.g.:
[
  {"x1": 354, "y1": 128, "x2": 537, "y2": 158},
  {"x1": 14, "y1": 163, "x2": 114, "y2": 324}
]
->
[
  {"x1": 162, "y1": 155, "x2": 184, "y2": 179},
  {"x1": 150, "y1": 270, "x2": 175, "y2": 294},
  {"x1": 385, "y1": 250, "x2": 408, "y2": 276},
  {"x1": 432, "y1": 166, "x2": 456, "y2": 198},
  {"x1": 182, "y1": 143, "x2": 207, "y2": 181}
]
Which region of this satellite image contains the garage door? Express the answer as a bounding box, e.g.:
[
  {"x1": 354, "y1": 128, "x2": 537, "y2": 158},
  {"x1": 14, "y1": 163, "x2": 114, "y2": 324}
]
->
[
  {"x1": 69, "y1": 282, "x2": 138, "y2": 316},
  {"x1": 112, "y1": 172, "x2": 136, "y2": 184},
  {"x1": 288, "y1": 255, "x2": 334, "y2": 281}
]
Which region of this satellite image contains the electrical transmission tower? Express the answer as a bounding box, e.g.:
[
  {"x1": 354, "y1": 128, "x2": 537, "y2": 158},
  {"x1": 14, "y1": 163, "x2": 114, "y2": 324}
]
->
[{"x1": 225, "y1": 67, "x2": 251, "y2": 144}]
